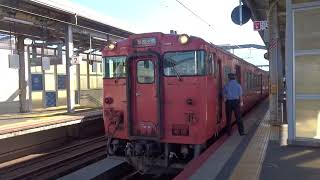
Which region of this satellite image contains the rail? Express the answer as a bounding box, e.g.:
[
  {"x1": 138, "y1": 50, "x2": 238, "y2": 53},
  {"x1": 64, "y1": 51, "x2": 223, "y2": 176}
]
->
[{"x1": 0, "y1": 136, "x2": 106, "y2": 179}]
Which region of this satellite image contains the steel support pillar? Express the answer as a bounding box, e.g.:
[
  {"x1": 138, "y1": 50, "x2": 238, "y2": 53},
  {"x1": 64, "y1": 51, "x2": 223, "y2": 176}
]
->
[
  {"x1": 76, "y1": 63, "x2": 80, "y2": 105},
  {"x1": 268, "y1": 1, "x2": 281, "y2": 124},
  {"x1": 26, "y1": 45, "x2": 32, "y2": 111},
  {"x1": 41, "y1": 47, "x2": 46, "y2": 108},
  {"x1": 86, "y1": 54, "x2": 90, "y2": 89},
  {"x1": 17, "y1": 36, "x2": 28, "y2": 113},
  {"x1": 286, "y1": 0, "x2": 295, "y2": 143},
  {"x1": 65, "y1": 25, "x2": 75, "y2": 113}
]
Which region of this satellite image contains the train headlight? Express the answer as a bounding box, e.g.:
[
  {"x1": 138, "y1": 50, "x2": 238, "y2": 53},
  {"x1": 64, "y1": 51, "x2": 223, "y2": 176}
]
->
[
  {"x1": 178, "y1": 34, "x2": 189, "y2": 45},
  {"x1": 106, "y1": 42, "x2": 116, "y2": 50}
]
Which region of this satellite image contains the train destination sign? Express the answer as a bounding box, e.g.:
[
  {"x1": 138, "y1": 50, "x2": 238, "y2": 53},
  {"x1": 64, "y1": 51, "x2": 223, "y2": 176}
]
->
[{"x1": 133, "y1": 37, "x2": 157, "y2": 47}]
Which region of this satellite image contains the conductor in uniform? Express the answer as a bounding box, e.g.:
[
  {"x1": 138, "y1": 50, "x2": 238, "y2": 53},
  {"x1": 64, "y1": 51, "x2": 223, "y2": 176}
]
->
[{"x1": 223, "y1": 73, "x2": 245, "y2": 136}]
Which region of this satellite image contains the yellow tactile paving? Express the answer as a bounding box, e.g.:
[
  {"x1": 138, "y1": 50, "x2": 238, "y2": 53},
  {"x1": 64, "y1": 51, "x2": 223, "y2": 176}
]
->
[{"x1": 229, "y1": 111, "x2": 270, "y2": 180}]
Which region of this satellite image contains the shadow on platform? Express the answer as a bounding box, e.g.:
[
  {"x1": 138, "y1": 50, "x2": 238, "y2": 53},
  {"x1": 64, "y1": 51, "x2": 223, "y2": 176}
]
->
[{"x1": 260, "y1": 141, "x2": 320, "y2": 180}]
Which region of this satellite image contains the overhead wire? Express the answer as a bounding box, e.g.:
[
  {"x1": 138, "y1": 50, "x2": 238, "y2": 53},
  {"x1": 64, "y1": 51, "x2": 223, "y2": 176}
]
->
[{"x1": 174, "y1": 0, "x2": 214, "y2": 30}]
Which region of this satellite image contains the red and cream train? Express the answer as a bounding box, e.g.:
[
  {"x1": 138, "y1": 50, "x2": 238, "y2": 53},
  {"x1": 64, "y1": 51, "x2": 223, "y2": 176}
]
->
[{"x1": 101, "y1": 32, "x2": 268, "y2": 173}]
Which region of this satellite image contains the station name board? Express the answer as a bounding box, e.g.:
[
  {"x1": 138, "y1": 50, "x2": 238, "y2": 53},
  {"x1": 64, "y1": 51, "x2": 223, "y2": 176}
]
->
[{"x1": 133, "y1": 37, "x2": 157, "y2": 47}]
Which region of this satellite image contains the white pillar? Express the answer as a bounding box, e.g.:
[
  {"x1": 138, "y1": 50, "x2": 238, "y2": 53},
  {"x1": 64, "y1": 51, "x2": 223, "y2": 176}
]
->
[
  {"x1": 286, "y1": 0, "x2": 295, "y2": 143},
  {"x1": 65, "y1": 25, "x2": 75, "y2": 112}
]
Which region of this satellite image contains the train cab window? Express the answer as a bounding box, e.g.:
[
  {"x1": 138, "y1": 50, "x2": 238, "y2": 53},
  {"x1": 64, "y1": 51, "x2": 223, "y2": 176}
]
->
[
  {"x1": 103, "y1": 56, "x2": 126, "y2": 78},
  {"x1": 163, "y1": 50, "x2": 206, "y2": 76},
  {"x1": 137, "y1": 60, "x2": 154, "y2": 83}
]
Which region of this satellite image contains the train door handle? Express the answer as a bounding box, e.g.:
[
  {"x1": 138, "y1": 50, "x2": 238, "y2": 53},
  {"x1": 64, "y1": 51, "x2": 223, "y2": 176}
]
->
[{"x1": 136, "y1": 92, "x2": 142, "y2": 96}]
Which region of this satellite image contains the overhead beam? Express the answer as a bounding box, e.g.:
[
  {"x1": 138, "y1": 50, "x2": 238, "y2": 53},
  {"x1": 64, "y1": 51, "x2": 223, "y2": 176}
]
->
[{"x1": 219, "y1": 44, "x2": 266, "y2": 50}]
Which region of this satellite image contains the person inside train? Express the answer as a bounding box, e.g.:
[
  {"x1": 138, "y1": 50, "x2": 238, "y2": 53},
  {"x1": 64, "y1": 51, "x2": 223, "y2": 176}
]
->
[{"x1": 223, "y1": 73, "x2": 246, "y2": 136}]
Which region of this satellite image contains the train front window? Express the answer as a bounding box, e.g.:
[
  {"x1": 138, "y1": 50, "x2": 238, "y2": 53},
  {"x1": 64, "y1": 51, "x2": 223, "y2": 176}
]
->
[
  {"x1": 137, "y1": 60, "x2": 155, "y2": 83},
  {"x1": 163, "y1": 50, "x2": 206, "y2": 76},
  {"x1": 103, "y1": 56, "x2": 126, "y2": 78}
]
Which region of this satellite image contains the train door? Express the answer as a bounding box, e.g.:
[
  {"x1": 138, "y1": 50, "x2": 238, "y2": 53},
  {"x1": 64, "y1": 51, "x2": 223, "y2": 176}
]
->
[
  {"x1": 217, "y1": 60, "x2": 223, "y2": 124},
  {"x1": 130, "y1": 56, "x2": 160, "y2": 138}
]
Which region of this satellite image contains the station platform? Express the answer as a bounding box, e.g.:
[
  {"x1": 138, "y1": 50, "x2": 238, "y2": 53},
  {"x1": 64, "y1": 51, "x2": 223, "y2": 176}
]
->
[
  {"x1": 174, "y1": 100, "x2": 320, "y2": 180},
  {"x1": 0, "y1": 106, "x2": 102, "y2": 139}
]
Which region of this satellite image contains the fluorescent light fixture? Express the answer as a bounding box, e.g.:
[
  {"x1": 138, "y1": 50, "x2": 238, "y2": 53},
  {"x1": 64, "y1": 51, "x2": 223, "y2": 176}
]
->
[
  {"x1": 84, "y1": 49, "x2": 95, "y2": 53},
  {"x1": 24, "y1": 38, "x2": 33, "y2": 45},
  {"x1": 2, "y1": 17, "x2": 34, "y2": 25},
  {"x1": 92, "y1": 36, "x2": 109, "y2": 42},
  {"x1": 47, "y1": 45, "x2": 58, "y2": 49},
  {"x1": 34, "y1": 40, "x2": 46, "y2": 44}
]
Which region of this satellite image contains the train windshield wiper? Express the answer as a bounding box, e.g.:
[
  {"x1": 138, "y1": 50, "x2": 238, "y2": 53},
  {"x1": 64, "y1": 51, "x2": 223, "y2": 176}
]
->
[{"x1": 167, "y1": 60, "x2": 182, "y2": 81}]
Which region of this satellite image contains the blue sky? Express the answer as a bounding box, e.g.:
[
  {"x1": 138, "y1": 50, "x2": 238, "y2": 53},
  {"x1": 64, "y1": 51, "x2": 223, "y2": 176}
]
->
[{"x1": 71, "y1": 0, "x2": 269, "y2": 70}]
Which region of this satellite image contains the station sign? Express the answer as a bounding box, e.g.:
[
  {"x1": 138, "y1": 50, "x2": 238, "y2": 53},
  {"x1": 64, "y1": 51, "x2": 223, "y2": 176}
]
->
[
  {"x1": 253, "y1": 21, "x2": 268, "y2": 31},
  {"x1": 71, "y1": 55, "x2": 82, "y2": 65}
]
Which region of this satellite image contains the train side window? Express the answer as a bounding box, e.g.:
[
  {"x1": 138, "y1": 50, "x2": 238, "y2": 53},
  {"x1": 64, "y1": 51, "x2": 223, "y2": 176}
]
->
[
  {"x1": 137, "y1": 60, "x2": 154, "y2": 83},
  {"x1": 212, "y1": 55, "x2": 216, "y2": 77},
  {"x1": 207, "y1": 54, "x2": 212, "y2": 75},
  {"x1": 256, "y1": 75, "x2": 259, "y2": 88},
  {"x1": 163, "y1": 50, "x2": 206, "y2": 76},
  {"x1": 248, "y1": 72, "x2": 252, "y2": 90},
  {"x1": 224, "y1": 66, "x2": 232, "y2": 84},
  {"x1": 252, "y1": 74, "x2": 255, "y2": 89},
  {"x1": 207, "y1": 54, "x2": 215, "y2": 76},
  {"x1": 244, "y1": 72, "x2": 248, "y2": 90},
  {"x1": 253, "y1": 74, "x2": 256, "y2": 89},
  {"x1": 254, "y1": 74, "x2": 256, "y2": 89}
]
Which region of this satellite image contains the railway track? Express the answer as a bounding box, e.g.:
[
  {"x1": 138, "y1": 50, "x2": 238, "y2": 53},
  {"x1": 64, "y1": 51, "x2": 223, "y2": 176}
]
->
[{"x1": 0, "y1": 136, "x2": 107, "y2": 180}]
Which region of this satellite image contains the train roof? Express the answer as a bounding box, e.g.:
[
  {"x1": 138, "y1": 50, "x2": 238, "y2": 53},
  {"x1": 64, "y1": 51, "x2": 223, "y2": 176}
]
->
[
  {"x1": 109, "y1": 32, "x2": 268, "y2": 74},
  {"x1": 212, "y1": 44, "x2": 268, "y2": 73}
]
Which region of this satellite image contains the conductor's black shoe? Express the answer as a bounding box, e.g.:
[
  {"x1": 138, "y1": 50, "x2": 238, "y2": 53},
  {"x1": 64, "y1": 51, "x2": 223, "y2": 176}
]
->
[{"x1": 240, "y1": 133, "x2": 247, "y2": 136}]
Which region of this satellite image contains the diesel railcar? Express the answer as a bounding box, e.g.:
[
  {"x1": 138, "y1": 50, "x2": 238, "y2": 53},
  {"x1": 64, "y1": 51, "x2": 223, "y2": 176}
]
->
[{"x1": 101, "y1": 32, "x2": 268, "y2": 173}]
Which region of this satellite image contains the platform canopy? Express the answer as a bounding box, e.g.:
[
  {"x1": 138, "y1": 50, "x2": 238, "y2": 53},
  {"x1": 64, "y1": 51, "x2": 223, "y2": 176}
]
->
[
  {"x1": 0, "y1": 0, "x2": 134, "y2": 52},
  {"x1": 244, "y1": 0, "x2": 286, "y2": 52}
]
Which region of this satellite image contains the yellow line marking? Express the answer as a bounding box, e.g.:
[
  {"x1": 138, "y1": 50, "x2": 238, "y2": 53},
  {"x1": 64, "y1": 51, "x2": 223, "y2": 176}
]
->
[{"x1": 229, "y1": 111, "x2": 270, "y2": 180}]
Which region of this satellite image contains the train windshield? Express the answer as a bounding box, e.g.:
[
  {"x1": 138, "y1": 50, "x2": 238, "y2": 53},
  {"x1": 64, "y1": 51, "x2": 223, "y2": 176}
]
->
[
  {"x1": 163, "y1": 50, "x2": 206, "y2": 76},
  {"x1": 103, "y1": 56, "x2": 127, "y2": 78}
]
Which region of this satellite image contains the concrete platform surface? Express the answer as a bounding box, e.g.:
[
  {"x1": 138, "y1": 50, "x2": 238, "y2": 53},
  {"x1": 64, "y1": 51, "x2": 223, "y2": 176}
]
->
[
  {"x1": 0, "y1": 106, "x2": 102, "y2": 139},
  {"x1": 174, "y1": 100, "x2": 269, "y2": 180},
  {"x1": 260, "y1": 141, "x2": 320, "y2": 180},
  {"x1": 182, "y1": 96, "x2": 320, "y2": 180}
]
